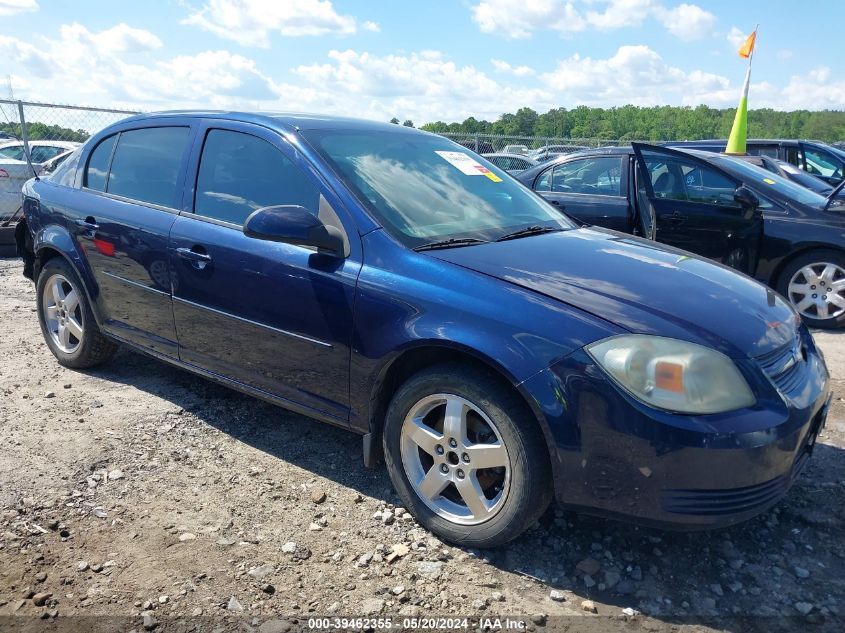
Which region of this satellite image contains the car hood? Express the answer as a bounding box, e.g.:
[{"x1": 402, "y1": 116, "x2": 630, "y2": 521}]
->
[{"x1": 431, "y1": 228, "x2": 798, "y2": 359}]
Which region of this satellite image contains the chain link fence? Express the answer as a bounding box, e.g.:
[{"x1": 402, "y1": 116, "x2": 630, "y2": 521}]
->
[
  {"x1": 0, "y1": 99, "x2": 140, "y2": 147},
  {"x1": 0, "y1": 100, "x2": 141, "y2": 234},
  {"x1": 436, "y1": 132, "x2": 628, "y2": 155}
]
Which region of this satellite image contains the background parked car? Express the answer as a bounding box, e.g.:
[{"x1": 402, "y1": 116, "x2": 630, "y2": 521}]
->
[
  {"x1": 735, "y1": 154, "x2": 845, "y2": 201},
  {"x1": 666, "y1": 139, "x2": 845, "y2": 186},
  {"x1": 502, "y1": 144, "x2": 529, "y2": 155},
  {"x1": 517, "y1": 143, "x2": 845, "y2": 328},
  {"x1": 0, "y1": 142, "x2": 80, "y2": 252},
  {"x1": 0, "y1": 139, "x2": 80, "y2": 165},
  {"x1": 481, "y1": 152, "x2": 537, "y2": 173},
  {"x1": 528, "y1": 144, "x2": 589, "y2": 163}
]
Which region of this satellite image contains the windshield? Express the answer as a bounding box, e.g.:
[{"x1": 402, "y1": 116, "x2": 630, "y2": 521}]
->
[
  {"x1": 301, "y1": 129, "x2": 574, "y2": 247},
  {"x1": 772, "y1": 160, "x2": 832, "y2": 195},
  {"x1": 705, "y1": 153, "x2": 830, "y2": 208}
]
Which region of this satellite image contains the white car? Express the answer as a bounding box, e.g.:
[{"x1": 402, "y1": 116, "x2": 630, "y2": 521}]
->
[
  {"x1": 1, "y1": 141, "x2": 79, "y2": 247},
  {"x1": 0, "y1": 139, "x2": 80, "y2": 165}
]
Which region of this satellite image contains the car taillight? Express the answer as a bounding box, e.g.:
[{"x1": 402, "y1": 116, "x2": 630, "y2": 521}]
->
[{"x1": 0, "y1": 169, "x2": 9, "y2": 179}]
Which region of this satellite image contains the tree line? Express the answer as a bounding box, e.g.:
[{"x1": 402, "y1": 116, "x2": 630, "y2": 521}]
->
[
  {"x1": 0, "y1": 121, "x2": 90, "y2": 143},
  {"x1": 414, "y1": 105, "x2": 845, "y2": 142}
]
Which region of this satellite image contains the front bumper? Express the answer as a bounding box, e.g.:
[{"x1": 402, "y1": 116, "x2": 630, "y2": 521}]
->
[{"x1": 522, "y1": 327, "x2": 831, "y2": 529}]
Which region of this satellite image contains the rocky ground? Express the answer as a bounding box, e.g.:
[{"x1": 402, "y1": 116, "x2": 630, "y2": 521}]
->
[{"x1": 0, "y1": 256, "x2": 843, "y2": 633}]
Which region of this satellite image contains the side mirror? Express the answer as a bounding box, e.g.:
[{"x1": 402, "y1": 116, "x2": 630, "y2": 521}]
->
[
  {"x1": 733, "y1": 186, "x2": 760, "y2": 210},
  {"x1": 243, "y1": 205, "x2": 347, "y2": 258}
]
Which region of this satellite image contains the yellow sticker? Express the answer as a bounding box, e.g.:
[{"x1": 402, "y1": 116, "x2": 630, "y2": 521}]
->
[
  {"x1": 484, "y1": 172, "x2": 503, "y2": 182},
  {"x1": 763, "y1": 178, "x2": 775, "y2": 184}
]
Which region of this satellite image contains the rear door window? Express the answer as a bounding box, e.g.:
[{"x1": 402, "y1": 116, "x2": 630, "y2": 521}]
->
[
  {"x1": 193, "y1": 129, "x2": 319, "y2": 226},
  {"x1": 107, "y1": 127, "x2": 190, "y2": 207},
  {"x1": 550, "y1": 157, "x2": 623, "y2": 195}
]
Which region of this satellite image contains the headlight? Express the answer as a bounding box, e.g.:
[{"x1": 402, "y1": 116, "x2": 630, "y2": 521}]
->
[{"x1": 586, "y1": 335, "x2": 756, "y2": 414}]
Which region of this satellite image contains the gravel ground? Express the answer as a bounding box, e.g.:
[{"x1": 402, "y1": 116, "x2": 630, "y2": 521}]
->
[{"x1": 0, "y1": 255, "x2": 843, "y2": 633}]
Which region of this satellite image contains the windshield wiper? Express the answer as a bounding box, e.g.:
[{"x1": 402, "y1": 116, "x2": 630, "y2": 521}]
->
[
  {"x1": 495, "y1": 225, "x2": 562, "y2": 242},
  {"x1": 823, "y1": 179, "x2": 845, "y2": 212},
  {"x1": 413, "y1": 237, "x2": 489, "y2": 252}
]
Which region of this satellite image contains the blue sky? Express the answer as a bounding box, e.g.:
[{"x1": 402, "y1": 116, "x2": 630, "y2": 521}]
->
[{"x1": 1, "y1": 0, "x2": 843, "y2": 124}]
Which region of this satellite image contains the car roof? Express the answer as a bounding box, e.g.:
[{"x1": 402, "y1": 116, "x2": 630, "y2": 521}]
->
[
  {"x1": 117, "y1": 110, "x2": 428, "y2": 135},
  {"x1": 0, "y1": 139, "x2": 79, "y2": 148}
]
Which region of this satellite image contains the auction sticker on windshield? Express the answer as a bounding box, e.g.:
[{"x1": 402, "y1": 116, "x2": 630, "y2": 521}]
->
[{"x1": 435, "y1": 151, "x2": 503, "y2": 182}]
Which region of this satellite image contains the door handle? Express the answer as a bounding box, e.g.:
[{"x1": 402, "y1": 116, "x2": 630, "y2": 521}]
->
[
  {"x1": 663, "y1": 211, "x2": 687, "y2": 224},
  {"x1": 76, "y1": 217, "x2": 99, "y2": 231},
  {"x1": 549, "y1": 200, "x2": 566, "y2": 211},
  {"x1": 176, "y1": 246, "x2": 212, "y2": 270}
]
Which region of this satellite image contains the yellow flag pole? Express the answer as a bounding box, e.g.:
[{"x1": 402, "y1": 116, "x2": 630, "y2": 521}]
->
[{"x1": 725, "y1": 24, "x2": 758, "y2": 155}]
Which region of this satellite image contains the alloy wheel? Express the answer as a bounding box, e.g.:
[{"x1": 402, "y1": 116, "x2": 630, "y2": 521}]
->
[
  {"x1": 42, "y1": 273, "x2": 84, "y2": 354},
  {"x1": 400, "y1": 393, "x2": 510, "y2": 525},
  {"x1": 788, "y1": 262, "x2": 845, "y2": 321}
]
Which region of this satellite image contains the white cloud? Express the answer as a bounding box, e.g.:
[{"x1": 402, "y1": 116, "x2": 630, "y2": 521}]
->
[
  {"x1": 0, "y1": 0, "x2": 37, "y2": 16},
  {"x1": 59, "y1": 22, "x2": 163, "y2": 56},
  {"x1": 491, "y1": 58, "x2": 535, "y2": 76},
  {"x1": 362, "y1": 21, "x2": 380, "y2": 32},
  {"x1": 726, "y1": 26, "x2": 746, "y2": 50},
  {"x1": 290, "y1": 49, "x2": 553, "y2": 122},
  {"x1": 0, "y1": 23, "x2": 276, "y2": 110},
  {"x1": 586, "y1": 0, "x2": 654, "y2": 30},
  {"x1": 540, "y1": 45, "x2": 732, "y2": 106},
  {"x1": 655, "y1": 3, "x2": 716, "y2": 40},
  {"x1": 183, "y1": 0, "x2": 360, "y2": 47},
  {"x1": 2, "y1": 20, "x2": 842, "y2": 125},
  {"x1": 472, "y1": 0, "x2": 714, "y2": 40},
  {"x1": 768, "y1": 68, "x2": 845, "y2": 110},
  {"x1": 0, "y1": 35, "x2": 52, "y2": 77}
]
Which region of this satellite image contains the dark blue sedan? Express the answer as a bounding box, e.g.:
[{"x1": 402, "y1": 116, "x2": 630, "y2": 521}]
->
[{"x1": 16, "y1": 112, "x2": 831, "y2": 547}]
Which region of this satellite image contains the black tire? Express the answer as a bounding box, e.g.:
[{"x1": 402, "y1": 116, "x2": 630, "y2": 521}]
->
[
  {"x1": 36, "y1": 257, "x2": 117, "y2": 368},
  {"x1": 383, "y1": 363, "x2": 552, "y2": 548},
  {"x1": 777, "y1": 250, "x2": 845, "y2": 330}
]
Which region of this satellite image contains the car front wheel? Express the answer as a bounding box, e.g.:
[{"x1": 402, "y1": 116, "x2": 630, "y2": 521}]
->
[
  {"x1": 779, "y1": 250, "x2": 845, "y2": 329},
  {"x1": 383, "y1": 364, "x2": 552, "y2": 548}
]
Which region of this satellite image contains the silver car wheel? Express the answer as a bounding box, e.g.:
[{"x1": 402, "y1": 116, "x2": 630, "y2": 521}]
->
[
  {"x1": 42, "y1": 273, "x2": 84, "y2": 354},
  {"x1": 400, "y1": 393, "x2": 510, "y2": 526},
  {"x1": 788, "y1": 262, "x2": 845, "y2": 321}
]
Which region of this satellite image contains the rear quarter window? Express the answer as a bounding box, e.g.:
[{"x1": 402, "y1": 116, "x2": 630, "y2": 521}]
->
[{"x1": 85, "y1": 134, "x2": 117, "y2": 192}]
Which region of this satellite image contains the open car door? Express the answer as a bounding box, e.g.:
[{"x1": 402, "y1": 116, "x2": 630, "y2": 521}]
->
[{"x1": 631, "y1": 143, "x2": 764, "y2": 275}]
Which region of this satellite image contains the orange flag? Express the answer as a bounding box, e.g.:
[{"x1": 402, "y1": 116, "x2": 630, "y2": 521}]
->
[{"x1": 738, "y1": 31, "x2": 756, "y2": 58}]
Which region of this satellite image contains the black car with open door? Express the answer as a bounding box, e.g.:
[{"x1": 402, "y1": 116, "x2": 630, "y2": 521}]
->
[{"x1": 517, "y1": 143, "x2": 845, "y2": 328}]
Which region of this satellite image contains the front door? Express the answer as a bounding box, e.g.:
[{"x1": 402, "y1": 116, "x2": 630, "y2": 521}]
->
[
  {"x1": 532, "y1": 155, "x2": 632, "y2": 232},
  {"x1": 169, "y1": 122, "x2": 360, "y2": 424},
  {"x1": 631, "y1": 143, "x2": 763, "y2": 275},
  {"x1": 73, "y1": 124, "x2": 194, "y2": 356}
]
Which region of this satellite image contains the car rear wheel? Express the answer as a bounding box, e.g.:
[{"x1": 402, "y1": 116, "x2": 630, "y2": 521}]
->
[
  {"x1": 778, "y1": 250, "x2": 845, "y2": 329},
  {"x1": 36, "y1": 257, "x2": 117, "y2": 368},
  {"x1": 383, "y1": 364, "x2": 552, "y2": 548}
]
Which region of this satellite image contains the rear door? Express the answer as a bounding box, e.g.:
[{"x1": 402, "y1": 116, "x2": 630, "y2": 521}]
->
[
  {"x1": 531, "y1": 155, "x2": 632, "y2": 232},
  {"x1": 74, "y1": 123, "x2": 194, "y2": 356},
  {"x1": 169, "y1": 120, "x2": 360, "y2": 424},
  {"x1": 631, "y1": 143, "x2": 763, "y2": 274}
]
